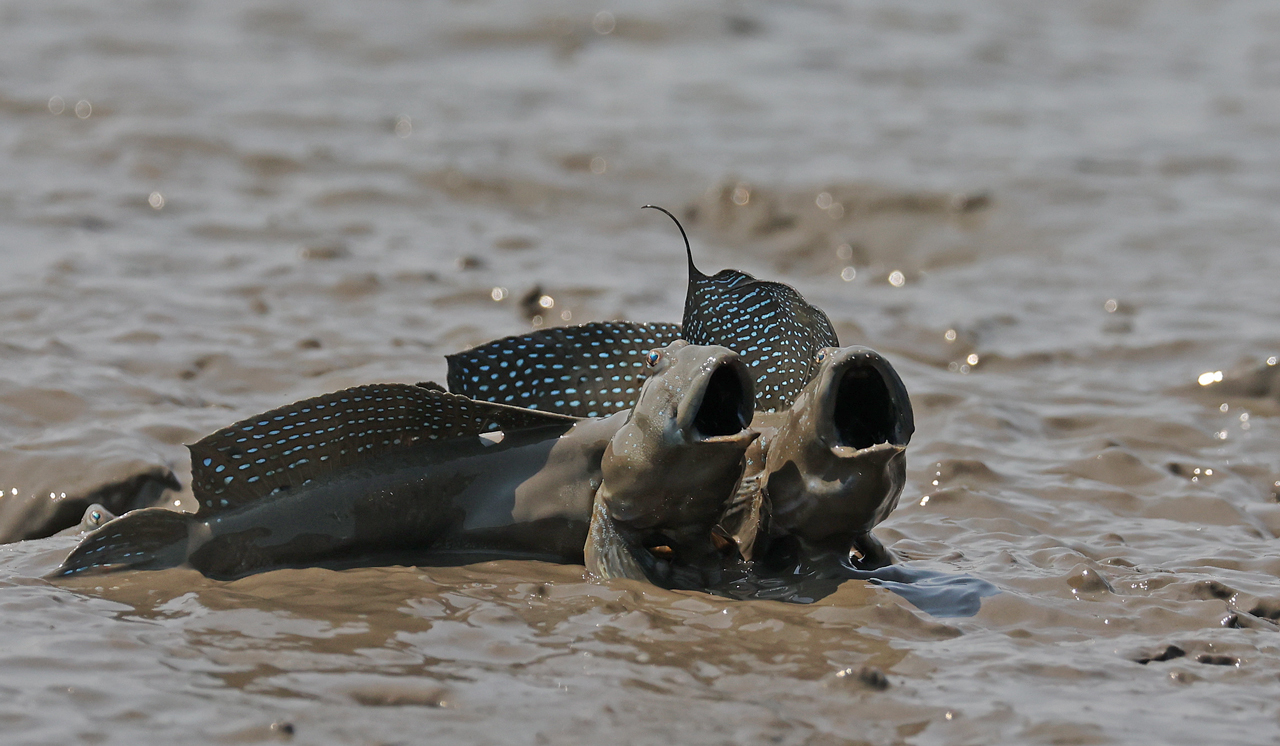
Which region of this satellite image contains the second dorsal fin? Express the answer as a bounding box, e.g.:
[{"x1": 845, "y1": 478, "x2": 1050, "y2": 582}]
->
[
  {"x1": 446, "y1": 321, "x2": 683, "y2": 418},
  {"x1": 187, "y1": 383, "x2": 579, "y2": 515}
]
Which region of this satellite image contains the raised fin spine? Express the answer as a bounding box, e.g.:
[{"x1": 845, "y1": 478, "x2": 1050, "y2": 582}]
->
[
  {"x1": 54, "y1": 508, "x2": 192, "y2": 577},
  {"x1": 642, "y1": 204, "x2": 704, "y2": 281}
]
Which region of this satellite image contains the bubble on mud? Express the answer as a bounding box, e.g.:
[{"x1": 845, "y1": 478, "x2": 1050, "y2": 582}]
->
[
  {"x1": 148, "y1": 192, "x2": 165, "y2": 210},
  {"x1": 592, "y1": 11, "x2": 615, "y2": 34},
  {"x1": 75, "y1": 100, "x2": 91, "y2": 118},
  {"x1": 394, "y1": 114, "x2": 412, "y2": 138},
  {"x1": 48, "y1": 96, "x2": 64, "y2": 115}
]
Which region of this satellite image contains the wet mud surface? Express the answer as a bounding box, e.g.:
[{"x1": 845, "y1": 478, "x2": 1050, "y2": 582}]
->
[{"x1": 5, "y1": 0, "x2": 1280, "y2": 743}]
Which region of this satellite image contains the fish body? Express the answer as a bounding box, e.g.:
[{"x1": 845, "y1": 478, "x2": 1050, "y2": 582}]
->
[
  {"x1": 56, "y1": 343, "x2": 755, "y2": 582},
  {"x1": 56, "y1": 384, "x2": 597, "y2": 578}
]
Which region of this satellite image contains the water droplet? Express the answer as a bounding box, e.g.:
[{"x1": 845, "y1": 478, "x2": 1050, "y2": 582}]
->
[
  {"x1": 148, "y1": 191, "x2": 165, "y2": 210},
  {"x1": 491, "y1": 287, "x2": 507, "y2": 301},
  {"x1": 48, "y1": 96, "x2": 64, "y2": 115},
  {"x1": 590, "y1": 156, "x2": 606, "y2": 174},
  {"x1": 395, "y1": 114, "x2": 412, "y2": 138},
  {"x1": 888, "y1": 270, "x2": 905, "y2": 287},
  {"x1": 815, "y1": 192, "x2": 832, "y2": 209},
  {"x1": 732, "y1": 185, "x2": 750, "y2": 206},
  {"x1": 944, "y1": 329, "x2": 957, "y2": 342},
  {"x1": 1104, "y1": 298, "x2": 1118, "y2": 313},
  {"x1": 836, "y1": 243, "x2": 853, "y2": 261},
  {"x1": 592, "y1": 11, "x2": 615, "y2": 34},
  {"x1": 538, "y1": 295, "x2": 555, "y2": 309},
  {"x1": 75, "y1": 100, "x2": 92, "y2": 119},
  {"x1": 1198, "y1": 370, "x2": 1223, "y2": 386},
  {"x1": 966, "y1": 353, "x2": 979, "y2": 366},
  {"x1": 840, "y1": 266, "x2": 856, "y2": 282}
]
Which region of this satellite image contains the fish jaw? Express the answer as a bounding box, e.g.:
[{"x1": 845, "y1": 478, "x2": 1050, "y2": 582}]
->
[
  {"x1": 764, "y1": 345, "x2": 914, "y2": 549},
  {"x1": 766, "y1": 442, "x2": 906, "y2": 548}
]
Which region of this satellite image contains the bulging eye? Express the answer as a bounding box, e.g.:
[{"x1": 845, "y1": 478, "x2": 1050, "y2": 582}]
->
[
  {"x1": 815, "y1": 349, "x2": 827, "y2": 364},
  {"x1": 645, "y1": 350, "x2": 661, "y2": 367}
]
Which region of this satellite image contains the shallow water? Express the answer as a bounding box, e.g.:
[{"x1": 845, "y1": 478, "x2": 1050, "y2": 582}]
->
[{"x1": 5, "y1": 0, "x2": 1280, "y2": 742}]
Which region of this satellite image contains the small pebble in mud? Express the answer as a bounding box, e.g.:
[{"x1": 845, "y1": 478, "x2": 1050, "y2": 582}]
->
[
  {"x1": 455, "y1": 255, "x2": 485, "y2": 270},
  {"x1": 297, "y1": 338, "x2": 321, "y2": 349},
  {"x1": 298, "y1": 241, "x2": 349, "y2": 261},
  {"x1": 832, "y1": 666, "x2": 890, "y2": 691}
]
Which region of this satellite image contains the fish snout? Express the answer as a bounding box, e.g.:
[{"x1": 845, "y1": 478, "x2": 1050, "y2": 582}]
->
[
  {"x1": 816, "y1": 346, "x2": 914, "y2": 452},
  {"x1": 675, "y1": 348, "x2": 755, "y2": 443}
]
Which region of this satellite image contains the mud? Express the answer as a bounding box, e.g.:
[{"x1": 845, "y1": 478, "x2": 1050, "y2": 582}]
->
[{"x1": 4, "y1": 0, "x2": 1280, "y2": 743}]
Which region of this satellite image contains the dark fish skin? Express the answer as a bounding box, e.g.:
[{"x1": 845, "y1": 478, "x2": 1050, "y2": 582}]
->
[
  {"x1": 55, "y1": 384, "x2": 599, "y2": 579},
  {"x1": 447, "y1": 321, "x2": 682, "y2": 418}
]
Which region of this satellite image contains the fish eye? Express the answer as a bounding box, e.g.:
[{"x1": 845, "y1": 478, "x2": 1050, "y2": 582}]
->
[
  {"x1": 645, "y1": 350, "x2": 661, "y2": 367},
  {"x1": 816, "y1": 350, "x2": 827, "y2": 363}
]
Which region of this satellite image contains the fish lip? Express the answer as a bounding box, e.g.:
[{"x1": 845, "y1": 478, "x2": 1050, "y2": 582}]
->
[
  {"x1": 814, "y1": 346, "x2": 914, "y2": 453},
  {"x1": 676, "y1": 350, "x2": 755, "y2": 442}
]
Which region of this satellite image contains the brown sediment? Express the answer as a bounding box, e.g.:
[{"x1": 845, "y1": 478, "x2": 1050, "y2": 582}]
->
[{"x1": 4, "y1": 1, "x2": 1280, "y2": 743}]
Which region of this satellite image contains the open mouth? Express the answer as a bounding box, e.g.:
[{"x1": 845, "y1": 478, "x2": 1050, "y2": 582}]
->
[
  {"x1": 829, "y1": 352, "x2": 913, "y2": 450},
  {"x1": 691, "y1": 360, "x2": 752, "y2": 439}
]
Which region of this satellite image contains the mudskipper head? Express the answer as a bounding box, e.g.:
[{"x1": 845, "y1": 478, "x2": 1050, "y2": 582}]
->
[
  {"x1": 587, "y1": 341, "x2": 757, "y2": 584},
  {"x1": 764, "y1": 346, "x2": 914, "y2": 563}
]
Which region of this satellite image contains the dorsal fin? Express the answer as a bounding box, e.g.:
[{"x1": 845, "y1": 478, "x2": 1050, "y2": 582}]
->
[
  {"x1": 643, "y1": 204, "x2": 838, "y2": 412},
  {"x1": 187, "y1": 383, "x2": 579, "y2": 515},
  {"x1": 683, "y1": 269, "x2": 839, "y2": 412},
  {"x1": 446, "y1": 321, "x2": 683, "y2": 418}
]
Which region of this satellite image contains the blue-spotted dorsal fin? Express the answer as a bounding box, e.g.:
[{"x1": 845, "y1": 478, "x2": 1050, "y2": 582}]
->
[
  {"x1": 642, "y1": 204, "x2": 839, "y2": 413},
  {"x1": 446, "y1": 321, "x2": 683, "y2": 418},
  {"x1": 683, "y1": 268, "x2": 839, "y2": 412},
  {"x1": 187, "y1": 383, "x2": 579, "y2": 516}
]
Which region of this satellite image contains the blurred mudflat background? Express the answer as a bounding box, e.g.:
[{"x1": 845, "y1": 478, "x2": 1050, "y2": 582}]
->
[{"x1": 4, "y1": 1, "x2": 1280, "y2": 743}]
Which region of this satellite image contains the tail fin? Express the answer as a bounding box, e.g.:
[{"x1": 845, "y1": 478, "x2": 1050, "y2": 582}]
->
[{"x1": 53, "y1": 508, "x2": 192, "y2": 577}]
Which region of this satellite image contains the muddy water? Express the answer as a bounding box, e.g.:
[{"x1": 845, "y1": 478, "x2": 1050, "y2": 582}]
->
[{"x1": 4, "y1": 0, "x2": 1280, "y2": 742}]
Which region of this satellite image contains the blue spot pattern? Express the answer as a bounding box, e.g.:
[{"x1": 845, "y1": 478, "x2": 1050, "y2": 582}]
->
[
  {"x1": 446, "y1": 322, "x2": 683, "y2": 418},
  {"x1": 187, "y1": 383, "x2": 576, "y2": 515},
  {"x1": 682, "y1": 267, "x2": 838, "y2": 413}
]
